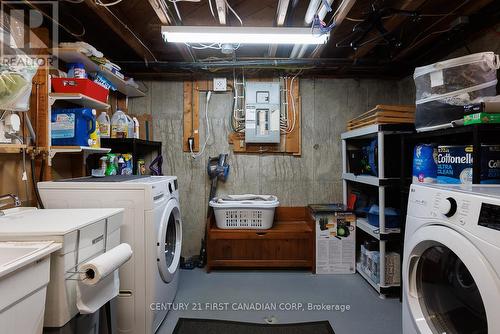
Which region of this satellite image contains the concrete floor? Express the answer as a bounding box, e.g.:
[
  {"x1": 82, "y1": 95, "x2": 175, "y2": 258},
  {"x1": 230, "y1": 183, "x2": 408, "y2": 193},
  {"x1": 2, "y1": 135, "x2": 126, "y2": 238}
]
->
[{"x1": 157, "y1": 269, "x2": 402, "y2": 334}]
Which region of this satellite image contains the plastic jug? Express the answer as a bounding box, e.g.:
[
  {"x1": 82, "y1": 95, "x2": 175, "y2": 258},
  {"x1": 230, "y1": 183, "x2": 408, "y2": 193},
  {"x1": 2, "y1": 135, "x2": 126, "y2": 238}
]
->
[
  {"x1": 125, "y1": 114, "x2": 134, "y2": 138},
  {"x1": 111, "y1": 109, "x2": 128, "y2": 138},
  {"x1": 132, "y1": 117, "x2": 140, "y2": 139},
  {"x1": 97, "y1": 111, "x2": 111, "y2": 138},
  {"x1": 51, "y1": 108, "x2": 95, "y2": 146},
  {"x1": 89, "y1": 109, "x2": 100, "y2": 148}
]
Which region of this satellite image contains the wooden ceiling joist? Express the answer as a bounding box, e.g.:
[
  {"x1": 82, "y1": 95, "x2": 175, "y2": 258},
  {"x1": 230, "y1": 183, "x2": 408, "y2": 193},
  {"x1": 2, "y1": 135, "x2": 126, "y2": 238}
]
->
[
  {"x1": 147, "y1": 0, "x2": 171, "y2": 25},
  {"x1": 393, "y1": 0, "x2": 496, "y2": 61},
  {"x1": 83, "y1": 0, "x2": 157, "y2": 62}
]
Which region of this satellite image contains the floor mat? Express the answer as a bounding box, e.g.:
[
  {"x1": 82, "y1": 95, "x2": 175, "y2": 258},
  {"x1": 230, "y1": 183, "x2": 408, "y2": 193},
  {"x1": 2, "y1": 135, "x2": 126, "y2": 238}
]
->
[{"x1": 173, "y1": 318, "x2": 335, "y2": 334}]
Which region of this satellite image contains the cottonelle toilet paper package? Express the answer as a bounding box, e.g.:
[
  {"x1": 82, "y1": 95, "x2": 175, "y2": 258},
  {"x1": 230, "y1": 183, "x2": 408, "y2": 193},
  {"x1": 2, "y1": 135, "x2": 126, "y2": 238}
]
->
[
  {"x1": 437, "y1": 145, "x2": 500, "y2": 184},
  {"x1": 413, "y1": 144, "x2": 438, "y2": 184}
]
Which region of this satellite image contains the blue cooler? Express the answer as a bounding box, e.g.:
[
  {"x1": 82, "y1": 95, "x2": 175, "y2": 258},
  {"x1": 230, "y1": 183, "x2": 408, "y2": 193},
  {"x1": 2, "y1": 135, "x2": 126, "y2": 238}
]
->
[{"x1": 51, "y1": 108, "x2": 95, "y2": 147}]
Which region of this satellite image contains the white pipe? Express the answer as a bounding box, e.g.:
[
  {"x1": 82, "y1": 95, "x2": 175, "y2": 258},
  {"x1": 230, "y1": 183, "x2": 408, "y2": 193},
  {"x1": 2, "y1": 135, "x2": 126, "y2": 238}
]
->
[
  {"x1": 317, "y1": 0, "x2": 334, "y2": 20},
  {"x1": 291, "y1": 0, "x2": 326, "y2": 58},
  {"x1": 297, "y1": 45, "x2": 309, "y2": 58},
  {"x1": 290, "y1": 44, "x2": 301, "y2": 58},
  {"x1": 304, "y1": 0, "x2": 321, "y2": 25}
]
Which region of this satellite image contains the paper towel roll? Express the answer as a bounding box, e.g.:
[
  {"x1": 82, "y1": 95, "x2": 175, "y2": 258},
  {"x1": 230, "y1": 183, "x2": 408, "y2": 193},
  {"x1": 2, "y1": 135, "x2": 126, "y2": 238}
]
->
[{"x1": 80, "y1": 243, "x2": 132, "y2": 286}]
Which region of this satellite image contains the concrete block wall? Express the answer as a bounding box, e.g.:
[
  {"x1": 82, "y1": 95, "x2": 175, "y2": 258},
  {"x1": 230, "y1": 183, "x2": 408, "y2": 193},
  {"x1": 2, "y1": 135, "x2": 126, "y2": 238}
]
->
[{"x1": 129, "y1": 78, "x2": 414, "y2": 257}]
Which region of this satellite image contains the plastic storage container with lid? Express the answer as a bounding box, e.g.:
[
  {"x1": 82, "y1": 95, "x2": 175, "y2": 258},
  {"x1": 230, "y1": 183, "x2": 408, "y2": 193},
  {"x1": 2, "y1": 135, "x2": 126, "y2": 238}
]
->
[
  {"x1": 209, "y1": 195, "x2": 279, "y2": 229},
  {"x1": 413, "y1": 52, "x2": 499, "y2": 132},
  {"x1": 51, "y1": 108, "x2": 95, "y2": 147}
]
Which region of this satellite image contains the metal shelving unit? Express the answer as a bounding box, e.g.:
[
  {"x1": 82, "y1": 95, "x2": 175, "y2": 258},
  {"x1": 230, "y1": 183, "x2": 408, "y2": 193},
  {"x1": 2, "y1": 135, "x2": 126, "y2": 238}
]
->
[
  {"x1": 100, "y1": 138, "x2": 162, "y2": 175},
  {"x1": 342, "y1": 124, "x2": 412, "y2": 297}
]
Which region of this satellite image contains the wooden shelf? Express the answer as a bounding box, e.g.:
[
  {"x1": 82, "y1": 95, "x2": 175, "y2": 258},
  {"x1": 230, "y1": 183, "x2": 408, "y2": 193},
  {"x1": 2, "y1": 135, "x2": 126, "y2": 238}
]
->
[
  {"x1": 53, "y1": 48, "x2": 146, "y2": 97},
  {"x1": 207, "y1": 207, "x2": 315, "y2": 272},
  {"x1": 49, "y1": 93, "x2": 110, "y2": 109},
  {"x1": 0, "y1": 144, "x2": 27, "y2": 154}
]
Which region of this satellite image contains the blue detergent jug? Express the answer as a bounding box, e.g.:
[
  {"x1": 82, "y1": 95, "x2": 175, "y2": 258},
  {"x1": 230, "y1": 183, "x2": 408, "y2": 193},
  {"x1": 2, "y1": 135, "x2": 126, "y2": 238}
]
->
[{"x1": 51, "y1": 108, "x2": 96, "y2": 147}]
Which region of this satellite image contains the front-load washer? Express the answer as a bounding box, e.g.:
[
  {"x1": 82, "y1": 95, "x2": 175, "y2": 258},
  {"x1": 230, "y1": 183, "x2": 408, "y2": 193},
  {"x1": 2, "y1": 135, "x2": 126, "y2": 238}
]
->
[
  {"x1": 38, "y1": 176, "x2": 182, "y2": 333},
  {"x1": 403, "y1": 183, "x2": 500, "y2": 334}
]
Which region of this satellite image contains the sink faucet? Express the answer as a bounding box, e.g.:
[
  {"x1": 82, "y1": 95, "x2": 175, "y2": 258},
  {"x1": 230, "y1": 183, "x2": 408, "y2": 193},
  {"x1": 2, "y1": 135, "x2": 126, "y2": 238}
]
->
[{"x1": 0, "y1": 194, "x2": 21, "y2": 216}]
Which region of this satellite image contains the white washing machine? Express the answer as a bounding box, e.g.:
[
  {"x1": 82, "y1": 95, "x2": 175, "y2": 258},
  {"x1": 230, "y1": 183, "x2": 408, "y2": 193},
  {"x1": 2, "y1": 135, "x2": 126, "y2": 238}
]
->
[
  {"x1": 403, "y1": 183, "x2": 500, "y2": 334},
  {"x1": 38, "y1": 176, "x2": 182, "y2": 333}
]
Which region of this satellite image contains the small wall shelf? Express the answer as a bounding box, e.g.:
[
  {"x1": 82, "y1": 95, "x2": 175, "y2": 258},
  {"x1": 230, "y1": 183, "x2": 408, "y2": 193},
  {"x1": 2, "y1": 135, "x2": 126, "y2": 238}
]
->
[
  {"x1": 0, "y1": 144, "x2": 28, "y2": 154},
  {"x1": 52, "y1": 48, "x2": 146, "y2": 97},
  {"x1": 49, "y1": 93, "x2": 110, "y2": 109}
]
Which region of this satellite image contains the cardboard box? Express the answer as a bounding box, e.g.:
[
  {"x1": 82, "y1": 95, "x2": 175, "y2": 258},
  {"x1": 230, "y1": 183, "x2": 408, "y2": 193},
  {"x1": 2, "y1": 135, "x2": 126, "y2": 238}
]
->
[
  {"x1": 309, "y1": 204, "x2": 356, "y2": 274},
  {"x1": 464, "y1": 112, "x2": 500, "y2": 125}
]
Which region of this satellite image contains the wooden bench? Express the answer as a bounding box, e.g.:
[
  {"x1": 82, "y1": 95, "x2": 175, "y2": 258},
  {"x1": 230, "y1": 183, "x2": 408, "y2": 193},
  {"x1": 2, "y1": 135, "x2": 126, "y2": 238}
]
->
[{"x1": 206, "y1": 207, "x2": 315, "y2": 272}]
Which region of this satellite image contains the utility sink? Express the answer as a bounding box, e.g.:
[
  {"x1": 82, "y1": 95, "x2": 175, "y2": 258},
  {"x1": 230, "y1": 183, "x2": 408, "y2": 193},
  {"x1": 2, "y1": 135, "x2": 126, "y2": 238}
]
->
[
  {"x1": 0, "y1": 241, "x2": 61, "y2": 333},
  {"x1": 0, "y1": 241, "x2": 61, "y2": 278}
]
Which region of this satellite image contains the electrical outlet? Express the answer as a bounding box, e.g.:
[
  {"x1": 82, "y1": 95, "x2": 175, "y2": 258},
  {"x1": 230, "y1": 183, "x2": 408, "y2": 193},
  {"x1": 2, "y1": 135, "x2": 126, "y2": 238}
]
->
[{"x1": 213, "y1": 77, "x2": 227, "y2": 91}]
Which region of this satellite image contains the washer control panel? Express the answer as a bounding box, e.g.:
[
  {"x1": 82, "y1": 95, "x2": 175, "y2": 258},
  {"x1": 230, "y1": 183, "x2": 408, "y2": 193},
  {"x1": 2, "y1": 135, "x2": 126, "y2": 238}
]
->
[{"x1": 478, "y1": 203, "x2": 500, "y2": 231}]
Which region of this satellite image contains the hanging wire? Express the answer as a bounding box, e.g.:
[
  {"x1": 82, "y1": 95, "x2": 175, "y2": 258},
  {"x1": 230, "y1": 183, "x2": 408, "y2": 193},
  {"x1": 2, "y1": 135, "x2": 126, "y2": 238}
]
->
[
  {"x1": 95, "y1": 0, "x2": 124, "y2": 7},
  {"x1": 225, "y1": 0, "x2": 243, "y2": 26}
]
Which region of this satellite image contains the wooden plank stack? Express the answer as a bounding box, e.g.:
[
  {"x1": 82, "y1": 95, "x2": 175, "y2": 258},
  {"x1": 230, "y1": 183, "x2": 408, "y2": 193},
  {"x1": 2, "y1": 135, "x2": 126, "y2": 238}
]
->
[{"x1": 347, "y1": 105, "x2": 416, "y2": 130}]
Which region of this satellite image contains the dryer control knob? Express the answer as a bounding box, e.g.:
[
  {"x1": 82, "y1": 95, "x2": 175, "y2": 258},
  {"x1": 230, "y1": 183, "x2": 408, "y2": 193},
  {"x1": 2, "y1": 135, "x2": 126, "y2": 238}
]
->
[{"x1": 440, "y1": 197, "x2": 457, "y2": 217}]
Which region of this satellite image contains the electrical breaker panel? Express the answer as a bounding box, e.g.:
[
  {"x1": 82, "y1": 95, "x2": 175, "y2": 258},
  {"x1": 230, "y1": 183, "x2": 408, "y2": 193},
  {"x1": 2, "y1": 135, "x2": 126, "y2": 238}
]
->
[{"x1": 245, "y1": 82, "x2": 280, "y2": 143}]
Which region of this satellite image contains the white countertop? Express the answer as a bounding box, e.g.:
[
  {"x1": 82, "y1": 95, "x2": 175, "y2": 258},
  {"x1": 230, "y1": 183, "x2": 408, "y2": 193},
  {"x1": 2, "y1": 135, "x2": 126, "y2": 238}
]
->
[
  {"x1": 0, "y1": 241, "x2": 62, "y2": 278},
  {"x1": 0, "y1": 208, "x2": 124, "y2": 237}
]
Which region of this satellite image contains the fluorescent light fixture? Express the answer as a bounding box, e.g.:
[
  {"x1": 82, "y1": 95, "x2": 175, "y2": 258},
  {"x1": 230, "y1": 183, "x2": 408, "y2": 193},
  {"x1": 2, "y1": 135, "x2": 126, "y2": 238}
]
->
[{"x1": 161, "y1": 26, "x2": 329, "y2": 45}]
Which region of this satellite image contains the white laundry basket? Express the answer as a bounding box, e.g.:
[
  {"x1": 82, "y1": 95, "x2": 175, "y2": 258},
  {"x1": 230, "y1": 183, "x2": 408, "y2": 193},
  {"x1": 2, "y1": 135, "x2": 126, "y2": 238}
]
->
[{"x1": 209, "y1": 195, "x2": 279, "y2": 229}]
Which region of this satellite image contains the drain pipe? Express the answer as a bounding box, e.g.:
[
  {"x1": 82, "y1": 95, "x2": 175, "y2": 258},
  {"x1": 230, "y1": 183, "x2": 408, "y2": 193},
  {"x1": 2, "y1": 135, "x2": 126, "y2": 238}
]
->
[{"x1": 291, "y1": 0, "x2": 334, "y2": 58}]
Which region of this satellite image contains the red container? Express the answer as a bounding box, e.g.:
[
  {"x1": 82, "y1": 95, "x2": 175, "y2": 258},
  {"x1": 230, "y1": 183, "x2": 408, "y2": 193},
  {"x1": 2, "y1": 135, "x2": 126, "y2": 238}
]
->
[{"x1": 52, "y1": 78, "x2": 109, "y2": 103}]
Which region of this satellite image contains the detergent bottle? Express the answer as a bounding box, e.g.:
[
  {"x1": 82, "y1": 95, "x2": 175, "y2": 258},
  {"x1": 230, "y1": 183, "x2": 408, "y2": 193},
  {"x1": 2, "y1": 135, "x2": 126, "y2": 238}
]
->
[
  {"x1": 111, "y1": 109, "x2": 128, "y2": 138},
  {"x1": 125, "y1": 114, "x2": 134, "y2": 138},
  {"x1": 89, "y1": 109, "x2": 101, "y2": 148},
  {"x1": 51, "y1": 108, "x2": 95, "y2": 146},
  {"x1": 132, "y1": 117, "x2": 140, "y2": 139},
  {"x1": 97, "y1": 111, "x2": 111, "y2": 138}
]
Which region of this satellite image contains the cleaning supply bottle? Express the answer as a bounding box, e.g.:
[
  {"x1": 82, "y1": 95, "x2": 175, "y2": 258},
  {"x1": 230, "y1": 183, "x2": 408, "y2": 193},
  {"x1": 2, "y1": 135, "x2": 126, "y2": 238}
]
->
[
  {"x1": 132, "y1": 117, "x2": 140, "y2": 139},
  {"x1": 111, "y1": 109, "x2": 128, "y2": 138},
  {"x1": 89, "y1": 109, "x2": 101, "y2": 148},
  {"x1": 97, "y1": 111, "x2": 111, "y2": 138},
  {"x1": 125, "y1": 114, "x2": 134, "y2": 138},
  {"x1": 105, "y1": 154, "x2": 118, "y2": 175}
]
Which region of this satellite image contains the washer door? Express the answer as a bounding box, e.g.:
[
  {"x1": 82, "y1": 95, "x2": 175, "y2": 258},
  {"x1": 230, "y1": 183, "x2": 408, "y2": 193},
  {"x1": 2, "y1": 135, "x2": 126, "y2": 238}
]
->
[
  {"x1": 157, "y1": 198, "x2": 182, "y2": 283},
  {"x1": 405, "y1": 225, "x2": 497, "y2": 334}
]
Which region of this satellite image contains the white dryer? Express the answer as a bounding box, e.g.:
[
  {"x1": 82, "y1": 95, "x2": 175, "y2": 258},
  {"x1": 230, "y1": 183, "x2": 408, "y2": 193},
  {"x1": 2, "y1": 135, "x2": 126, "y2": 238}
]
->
[
  {"x1": 38, "y1": 176, "x2": 182, "y2": 333},
  {"x1": 403, "y1": 184, "x2": 500, "y2": 334}
]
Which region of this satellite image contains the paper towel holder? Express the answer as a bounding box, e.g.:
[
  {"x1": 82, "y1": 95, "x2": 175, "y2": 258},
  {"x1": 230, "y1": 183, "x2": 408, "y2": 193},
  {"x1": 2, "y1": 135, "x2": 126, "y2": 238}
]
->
[{"x1": 66, "y1": 219, "x2": 109, "y2": 281}]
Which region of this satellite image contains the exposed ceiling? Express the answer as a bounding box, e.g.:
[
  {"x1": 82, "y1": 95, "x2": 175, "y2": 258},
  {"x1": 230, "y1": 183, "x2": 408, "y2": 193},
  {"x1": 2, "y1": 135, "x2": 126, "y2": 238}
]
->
[{"x1": 16, "y1": 0, "x2": 500, "y2": 79}]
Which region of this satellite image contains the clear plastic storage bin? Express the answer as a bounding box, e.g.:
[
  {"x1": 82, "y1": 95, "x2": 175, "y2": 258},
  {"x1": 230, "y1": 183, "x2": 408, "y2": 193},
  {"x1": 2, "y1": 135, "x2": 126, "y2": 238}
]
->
[
  {"x1": 414, "y1": 52, "x2": 499, "y2": 132},
  {"x1": 209, "y1": 195, "x2": 279, "y2": 229}
]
